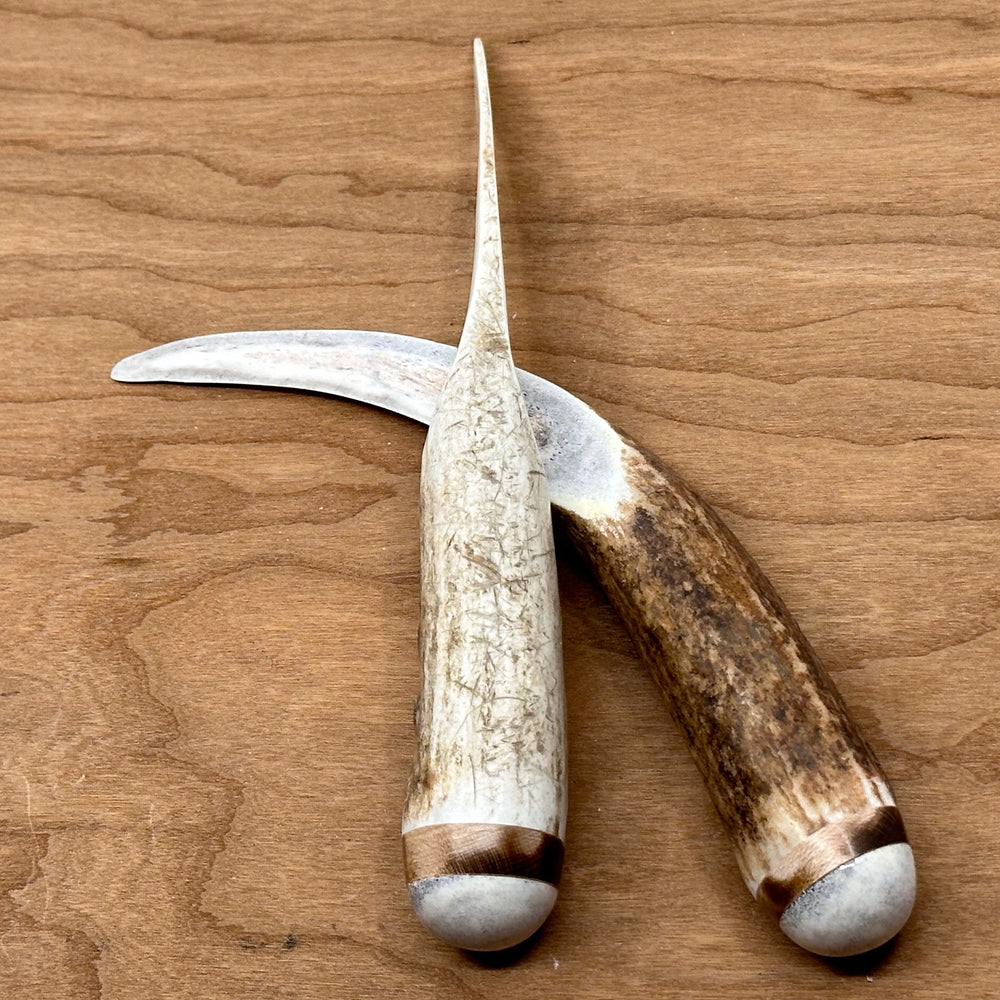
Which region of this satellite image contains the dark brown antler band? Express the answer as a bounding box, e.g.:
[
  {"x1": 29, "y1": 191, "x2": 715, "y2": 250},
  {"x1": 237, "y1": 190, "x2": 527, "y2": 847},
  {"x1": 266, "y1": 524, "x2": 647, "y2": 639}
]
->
[{"x1": 403, "y1": 823, "x2": 565, "y2": 887}]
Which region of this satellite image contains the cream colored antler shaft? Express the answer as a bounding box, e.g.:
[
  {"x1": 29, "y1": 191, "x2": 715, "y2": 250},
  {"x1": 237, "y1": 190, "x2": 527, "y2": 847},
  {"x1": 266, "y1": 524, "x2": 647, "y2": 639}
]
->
[{"x1": 400, "y1": 39, "x2": 567, "y2": 952}]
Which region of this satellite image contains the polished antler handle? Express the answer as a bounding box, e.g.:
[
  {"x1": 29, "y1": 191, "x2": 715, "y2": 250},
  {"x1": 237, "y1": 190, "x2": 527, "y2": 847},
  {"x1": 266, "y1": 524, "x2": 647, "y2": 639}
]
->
[
  {"x1": 559, "y1": 434, "x2": 915, "y2": 957},
  {"x1": 400, "y1": 39, "x2": 568, "y2": 953}
]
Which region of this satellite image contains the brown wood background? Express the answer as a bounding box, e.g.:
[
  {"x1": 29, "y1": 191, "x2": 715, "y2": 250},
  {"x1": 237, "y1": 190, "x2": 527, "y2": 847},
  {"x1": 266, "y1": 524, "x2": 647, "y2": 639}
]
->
[{"x1": 2, "y1": 2, "x2": 998, "y2": 996}]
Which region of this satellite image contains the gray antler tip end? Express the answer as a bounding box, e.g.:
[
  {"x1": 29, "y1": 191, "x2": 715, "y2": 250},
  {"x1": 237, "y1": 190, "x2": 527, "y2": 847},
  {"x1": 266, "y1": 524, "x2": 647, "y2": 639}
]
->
[
  {"x1": 779, "y1": 843, "x2": 916, "y2": 957},
  {"x1": 408, "y1": 874, "x2": 556, "y2": 952}
]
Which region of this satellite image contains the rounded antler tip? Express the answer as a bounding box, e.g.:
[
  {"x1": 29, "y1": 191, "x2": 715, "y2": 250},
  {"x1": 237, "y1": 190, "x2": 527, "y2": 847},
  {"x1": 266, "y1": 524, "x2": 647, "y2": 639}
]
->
[
  {"x1": 408, "y1": 874, "x2": 557, "y2": 952},
  {"x1": 779, "y1": 843, "x2": 917, "y2": 957}
]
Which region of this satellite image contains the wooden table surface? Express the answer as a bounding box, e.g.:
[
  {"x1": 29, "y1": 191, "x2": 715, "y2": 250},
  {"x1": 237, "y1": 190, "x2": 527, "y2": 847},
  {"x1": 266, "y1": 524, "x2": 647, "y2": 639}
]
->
[{"x1": 2, "y1": 2, "x2": 998, "y2": 996}]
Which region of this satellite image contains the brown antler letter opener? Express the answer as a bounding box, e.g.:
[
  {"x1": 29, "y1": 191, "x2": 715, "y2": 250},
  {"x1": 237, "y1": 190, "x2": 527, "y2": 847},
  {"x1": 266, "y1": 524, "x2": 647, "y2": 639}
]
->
[{"x1": 113, "y1": 41, "x2": 915, "y2": 958}]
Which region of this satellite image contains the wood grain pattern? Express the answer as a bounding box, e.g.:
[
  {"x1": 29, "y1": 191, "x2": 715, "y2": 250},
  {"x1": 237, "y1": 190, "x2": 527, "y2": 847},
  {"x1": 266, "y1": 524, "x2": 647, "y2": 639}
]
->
[{"x1": 1, "y1": 2, "x2": 997, "y2": 996}]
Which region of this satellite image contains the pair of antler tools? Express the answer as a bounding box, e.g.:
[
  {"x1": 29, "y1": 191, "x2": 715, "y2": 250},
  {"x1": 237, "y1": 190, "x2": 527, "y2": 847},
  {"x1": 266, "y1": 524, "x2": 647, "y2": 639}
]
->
[{"x1": 113, "y1": 40, "x2": 915, "y2": 958}]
